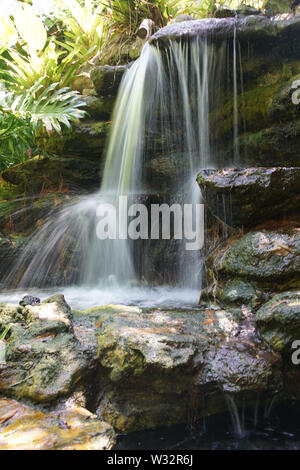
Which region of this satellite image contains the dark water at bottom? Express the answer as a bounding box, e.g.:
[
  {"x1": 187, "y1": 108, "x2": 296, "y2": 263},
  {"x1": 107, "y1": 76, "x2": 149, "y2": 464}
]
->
[{"x1": 116, "y1": 405, "x2": 300, "y2": 450}]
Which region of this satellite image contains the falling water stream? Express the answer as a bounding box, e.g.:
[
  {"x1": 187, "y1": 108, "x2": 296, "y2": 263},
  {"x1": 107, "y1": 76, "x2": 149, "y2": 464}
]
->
[{"x1": 2, "y1": 33, "x2": 241, "y2": 307}]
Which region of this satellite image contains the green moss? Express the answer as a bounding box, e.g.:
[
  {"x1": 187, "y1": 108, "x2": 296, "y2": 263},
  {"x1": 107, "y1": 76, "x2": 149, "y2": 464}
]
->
[
  {"x1": 256, "y1": 291, "x2": 300, "y2": 353},
  {"x1": 97, "y1": 332, "x2": 146, "y2": 382}
]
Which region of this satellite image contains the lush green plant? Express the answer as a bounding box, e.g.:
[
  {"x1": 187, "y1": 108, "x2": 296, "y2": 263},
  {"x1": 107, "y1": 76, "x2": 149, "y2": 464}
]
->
[
  {"x1": 106, "y1": 0, "x2": 219, "y2": 32},
  {"x1": 3, "y1": 79, "x2": 86, "y2": 133},
  {"x1": 0, "y1": 107, "x2": 36, "y2": 170},
  {"x1": 55, "y1": 0, "x2": 112, "y2": 63},
  {"x1": 0, "y1": 3, "x2": 87, "y2": 169},
  {"x1": 0, "y1": 3, "x2": 82, "y2": 91},
  {"x1": 3, "y1": 40, "x2": 81, "y2": 91},
  {"x1": 106, "y1": 1, "x2": 165, "y2": 32},
  {"x1": 0, "y1": 79, "x2": 86, "y2": 169}
]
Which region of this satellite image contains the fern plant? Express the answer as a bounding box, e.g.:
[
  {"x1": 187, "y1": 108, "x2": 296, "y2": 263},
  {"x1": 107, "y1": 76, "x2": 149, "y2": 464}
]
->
[
  {"x1": 2, "y1": 79, "x2": 86, "y2": 134},
  {"x1": 0, "y1": 79, "x2": 86, "y2": 169}
]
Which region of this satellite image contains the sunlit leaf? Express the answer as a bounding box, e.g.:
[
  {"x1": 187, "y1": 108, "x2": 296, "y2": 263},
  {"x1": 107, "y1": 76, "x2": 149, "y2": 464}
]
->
[
  {"x1": 13, "y1": 4, "x2": 47, "y2": 52},
  {"x1": 0, "y1": 15, "x2": 18, "y2": 48}
]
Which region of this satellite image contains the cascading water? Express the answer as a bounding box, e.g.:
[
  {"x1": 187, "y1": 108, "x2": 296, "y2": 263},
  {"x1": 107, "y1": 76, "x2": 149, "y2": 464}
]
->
[{"x1": 3, "y1": 32, "x2": 242, "y2": 305}]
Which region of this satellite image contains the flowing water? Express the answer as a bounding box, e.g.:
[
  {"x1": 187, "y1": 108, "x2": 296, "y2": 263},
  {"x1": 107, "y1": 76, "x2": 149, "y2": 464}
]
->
[{"x1": 2, "y1": 33, "x2": 243, "y2": 305}]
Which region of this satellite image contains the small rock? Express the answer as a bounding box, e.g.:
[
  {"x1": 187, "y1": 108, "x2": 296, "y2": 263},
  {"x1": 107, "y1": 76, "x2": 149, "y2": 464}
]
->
[
  {"x1": 0, "y1": 398, "x2": 116, "y2": 450},
  {"x1": 215, "y1": 7, "x2": 236, "y2": 18},
  {"x1": 174, "y1": 14, "x2": 195, "y2": 22},
  {"x1": 256, "y1": 291, "x2": 300, "y2": 353},
  {"x1": 236, "y1": 4, "x2": 261, "y2": 15},
  {"x1": 19, "y1": 295, "x2": 40, "y2": 307}
]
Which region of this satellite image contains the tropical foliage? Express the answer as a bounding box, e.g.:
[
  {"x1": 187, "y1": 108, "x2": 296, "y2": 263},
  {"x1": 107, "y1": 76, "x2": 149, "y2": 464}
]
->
[{"x1": 0, "y1": 1, "x2": 88, "y2": 169}]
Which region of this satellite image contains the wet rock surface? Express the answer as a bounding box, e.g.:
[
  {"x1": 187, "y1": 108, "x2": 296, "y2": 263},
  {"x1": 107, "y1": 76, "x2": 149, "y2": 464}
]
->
[
  {"x1": 72, "y1": 304, "x2": 282, "y2": 432},
  {"x1": 0, "y1": 296, "x2": 288, "y2": 436},
  {"x1": 215, "y1": 230, "x2": 300, "y2": 284},
  {"x1": 256, "y1": 291, "x2": 300, "y2": 353},
  {"x1": 0, "y1": 398, "x2": 116, "y2": 450},
  {"x1": 150, "y1": 14, "x2": 300, "y2": 45},
  {"x1": 90, "y1": 63, "x2": 133, "y2": 96},
  {"x1": 204, "y1": 229, "x2": 300, "y2": 311},
  {"x1": 197, "y1": 168, "x2": 300, "y2": 227},
  {"x1": 0, "y1": 295, "x2": 87, "y2": 402}
]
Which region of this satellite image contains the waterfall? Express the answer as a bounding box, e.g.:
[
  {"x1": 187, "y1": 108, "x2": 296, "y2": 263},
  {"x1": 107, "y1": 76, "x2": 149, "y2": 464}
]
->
[
  {"x1": 225, "y1": 394, "x2": 244, "y2": 437},
  {"x1": 233, "y1": 23, "x2": 239, "y2": 163},
  {"x1": 4, "y1": 34, "x2": 241, "y2": 296}
]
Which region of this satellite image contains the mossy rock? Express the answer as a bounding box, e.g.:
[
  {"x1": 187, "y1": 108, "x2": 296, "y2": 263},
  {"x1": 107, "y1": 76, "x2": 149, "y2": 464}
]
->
[
  {"x1": 216, "y1": 279, "x2": 265, "y2": 309},
  {"x1": 90, "y1": 63, "x2": 132, "y2": 97},
  {"x1": 197, "y1": 167, "x2": 300, "y2": 227},
  {"x1": 0, "y1": 295, "x2": 87, "y2": 403},
  {"x1": 2, "y1": 154, "x2": 102, "y2": 193},
  {"x1": 263, "y1": 0, "x2": 292, "y2": 15},
  {"x1": 215, "y1": 230, "x2": 300, "y2": 289},
  {"x1": 92, "y1": 305, "x2": 281, "y2": 432},
  {"x1": 239, "y1": 120, "x2": 300, "y2": 166},
  {"x1": 256, "y1": 291, "x2": 300, "y2": 353},
  {"x1": 35, "y1": 120, "x2": 110, "y2": 162}
]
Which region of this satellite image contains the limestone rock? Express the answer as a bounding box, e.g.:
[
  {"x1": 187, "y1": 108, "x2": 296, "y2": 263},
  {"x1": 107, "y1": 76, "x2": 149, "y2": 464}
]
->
[
  {"x1": 150, "y1": 15, "x2": 300, "y2": 45},
  {"x1": 83, "y1": 305, "x2": 283, "y2": 432},
  {"x1": 0, "y1": 398, "x2": 116, "y2": 450},
  {"x1": 0, "y1": 295, "x2": 87, "y2": 403},
  {"x1": 215, "y1": 230, "x2": 300, "y2": 286},
  {"x1": 256, "y1": 291, "x2": 300, "y2": 353},
  {"x1": 197, "y1": 168, "x2": 300, "y2": 227},
  {"x1": 90, "y1": 63, "x2": 133, "y2": 97},
  {"x1": 214, "y1": 7, "x2": 236, "y2": 18}
]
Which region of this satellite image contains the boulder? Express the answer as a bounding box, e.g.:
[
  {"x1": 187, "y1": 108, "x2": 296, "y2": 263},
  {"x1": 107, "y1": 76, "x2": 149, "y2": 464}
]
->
[
  {"x1": 0, "y1": 297, "x2": 293, "y2": 434},
  {"x1": 263, "y1": 0, "x2": 293, "y2": 16},
  {"x1": 205, "y1": 229, "x2": 300, "y2": 310},
  {"x1": 73, "y1": 305, "x2": 283, "y2": 432},
  {"x1": 150, "y1": 15, "x2": 300, "y2": 46},
  {"x1": 215, "y1": 279, "x2": 265, "y2": 309},
  {"x1": 0, "y1": 398, "x2": 116, "y2": 450},
  {"x1": 256, "y1": 291, "x2": 300, "y2": 353},
  {"x1": 197, "y1": 168, "x2": 300, "y2": 227},
  {"x1": 215, "y1": 230, "x2": 300, "y2": 285},
  {"x1": 214, "y1": 7, "x2": 236, "y2": 18},
  {"x1": 0, "y1": 295, "x2": 87, "y2": 402},
  {"x1": 90, "y1": 63, "x2": 133, "y2": 97}
]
